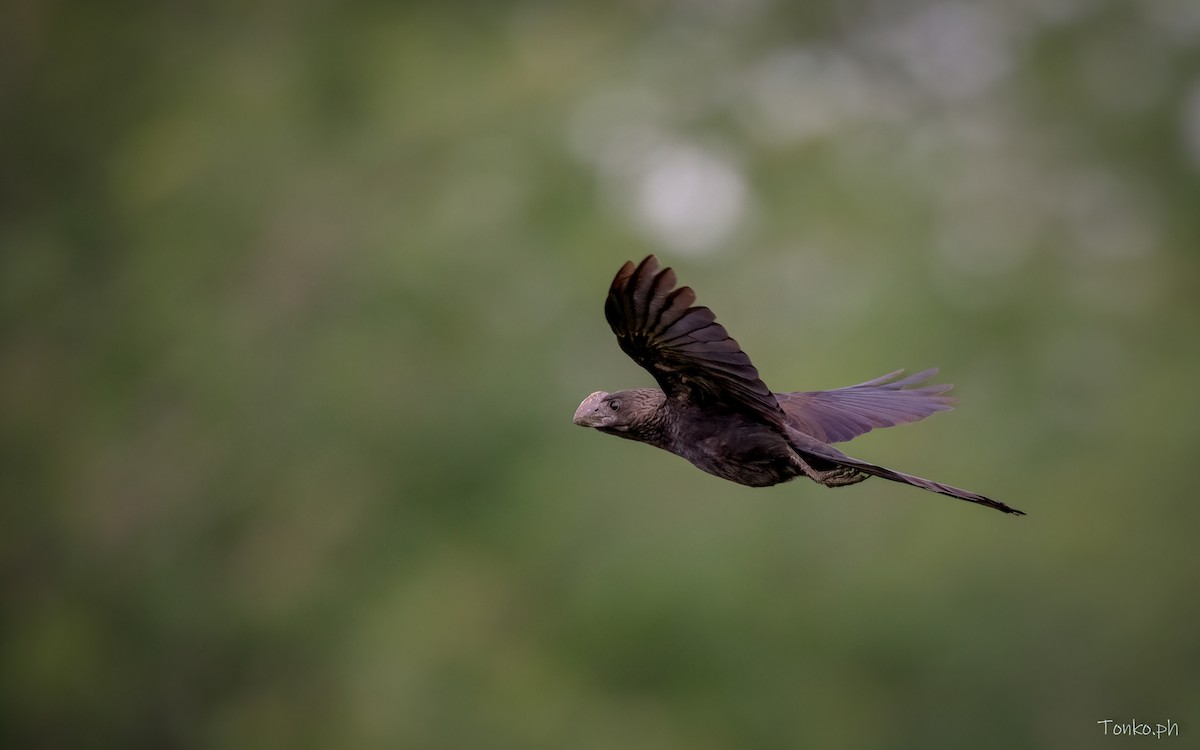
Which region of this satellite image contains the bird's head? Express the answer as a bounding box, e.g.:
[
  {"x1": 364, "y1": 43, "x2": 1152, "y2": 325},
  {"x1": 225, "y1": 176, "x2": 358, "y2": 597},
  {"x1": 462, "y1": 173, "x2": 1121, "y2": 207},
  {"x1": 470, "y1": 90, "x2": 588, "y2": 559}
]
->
[{"x1": 572, "y1": 388, "x2": 664, "y2": 434}]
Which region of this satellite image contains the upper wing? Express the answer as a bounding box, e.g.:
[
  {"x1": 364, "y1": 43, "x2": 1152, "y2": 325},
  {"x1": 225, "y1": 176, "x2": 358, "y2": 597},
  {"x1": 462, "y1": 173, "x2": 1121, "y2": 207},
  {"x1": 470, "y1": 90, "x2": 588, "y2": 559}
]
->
[
  {"x1": 604, "y1": 256, "x2": 785, "y2": 426},
  {"x1": 775, "y1": 369, "x2": 956, "y2": 443}
]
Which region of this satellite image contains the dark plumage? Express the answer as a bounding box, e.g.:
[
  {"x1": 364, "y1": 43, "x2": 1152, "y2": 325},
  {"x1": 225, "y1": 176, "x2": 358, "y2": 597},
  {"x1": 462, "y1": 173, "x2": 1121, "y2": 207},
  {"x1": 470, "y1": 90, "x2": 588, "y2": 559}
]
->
[{"x1": 573, "y1": 256, "x2": 1024, "y2": 516}]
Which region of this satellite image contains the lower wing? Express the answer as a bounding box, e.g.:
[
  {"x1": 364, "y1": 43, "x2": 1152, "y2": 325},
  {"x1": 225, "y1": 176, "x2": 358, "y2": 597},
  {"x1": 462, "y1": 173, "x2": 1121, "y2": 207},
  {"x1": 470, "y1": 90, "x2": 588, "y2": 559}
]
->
[{"x1": 775, "y1": 368, "x2": 956, "y2": 443}]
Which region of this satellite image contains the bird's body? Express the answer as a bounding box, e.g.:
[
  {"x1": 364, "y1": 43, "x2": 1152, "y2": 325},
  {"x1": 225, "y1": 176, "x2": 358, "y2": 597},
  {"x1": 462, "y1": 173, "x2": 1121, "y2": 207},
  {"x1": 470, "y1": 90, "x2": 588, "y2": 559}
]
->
[
  {"x1": 672, "y1": 408, "x2": 796, "y2": 487},
  {"x1": 574, "y1": 256, "x2": 1024, "y2": 516},
  {"x1": 655, "y1": 396, "x2": 797, "y2": 486}
]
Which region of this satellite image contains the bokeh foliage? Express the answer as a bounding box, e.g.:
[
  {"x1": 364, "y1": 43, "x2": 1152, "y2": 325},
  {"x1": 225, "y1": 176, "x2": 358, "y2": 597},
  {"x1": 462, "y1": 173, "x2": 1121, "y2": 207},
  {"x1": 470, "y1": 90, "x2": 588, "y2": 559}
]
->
[{"x1": 3, "y1": 1, "x2": 1199, "y2": 748}]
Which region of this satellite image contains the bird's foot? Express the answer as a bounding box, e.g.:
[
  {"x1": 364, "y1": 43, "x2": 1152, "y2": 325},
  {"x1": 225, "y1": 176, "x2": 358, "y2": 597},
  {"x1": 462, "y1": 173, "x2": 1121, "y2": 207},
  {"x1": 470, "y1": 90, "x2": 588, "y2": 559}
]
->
[
  {"x1": 793, "y1": 455, "x2": 867, "y2": 487},
  {"x1": 814, "y1": 466, "x2": 868, "y2": 487}
]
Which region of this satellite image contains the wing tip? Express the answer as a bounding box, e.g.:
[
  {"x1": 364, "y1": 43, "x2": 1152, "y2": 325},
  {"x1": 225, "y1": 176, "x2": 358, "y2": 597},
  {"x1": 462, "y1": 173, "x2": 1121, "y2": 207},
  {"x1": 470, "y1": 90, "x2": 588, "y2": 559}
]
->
[
  {"x1": 612, "y1": 259, "x2": 637, "y2": 287},
  {"x1": 634, "y1": 255, "x2": 661, "y2": 280}
]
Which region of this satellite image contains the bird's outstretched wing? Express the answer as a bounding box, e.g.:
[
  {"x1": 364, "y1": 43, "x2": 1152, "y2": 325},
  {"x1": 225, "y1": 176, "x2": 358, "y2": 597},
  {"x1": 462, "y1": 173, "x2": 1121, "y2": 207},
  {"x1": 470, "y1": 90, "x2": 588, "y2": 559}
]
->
[
  {"x1": 775, "y1": 369, "x2": 956, "y2": 443},
  {"x1": 605, "y1": 256, "x2": 785, "y2": 426}
]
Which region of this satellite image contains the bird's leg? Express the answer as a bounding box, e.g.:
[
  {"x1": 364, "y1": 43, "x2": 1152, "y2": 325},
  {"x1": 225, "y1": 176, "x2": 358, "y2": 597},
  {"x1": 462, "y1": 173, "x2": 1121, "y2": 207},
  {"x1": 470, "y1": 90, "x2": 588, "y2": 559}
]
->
[{"x1": 791, "y1": 453, "x2": 868, "y2": 487}]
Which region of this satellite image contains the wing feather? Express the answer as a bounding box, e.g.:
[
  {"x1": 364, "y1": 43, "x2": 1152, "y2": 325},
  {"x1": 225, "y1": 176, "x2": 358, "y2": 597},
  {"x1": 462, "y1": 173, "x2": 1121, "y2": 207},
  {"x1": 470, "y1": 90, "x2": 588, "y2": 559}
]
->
[
  {"x1": 604, "y1": 256, "x2": 784, "y2": 425},
  {"x1": 651, "y1": 288, "x2": 696, "y2": 337},
  {"x1": 776, "y1": 368, "x2": 956, "y2": 443}
]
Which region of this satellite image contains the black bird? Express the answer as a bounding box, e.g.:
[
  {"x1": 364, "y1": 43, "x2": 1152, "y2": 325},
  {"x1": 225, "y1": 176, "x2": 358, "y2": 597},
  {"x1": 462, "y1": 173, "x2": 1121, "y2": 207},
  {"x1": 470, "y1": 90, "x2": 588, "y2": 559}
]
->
[{"x1": 573, "y1": 256, "x2": 1024, "y2": 515}]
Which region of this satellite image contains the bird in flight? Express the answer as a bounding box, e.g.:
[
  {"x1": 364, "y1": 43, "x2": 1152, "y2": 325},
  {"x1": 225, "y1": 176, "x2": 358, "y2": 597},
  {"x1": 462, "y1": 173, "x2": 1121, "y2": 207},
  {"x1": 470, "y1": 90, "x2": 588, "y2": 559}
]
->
[{"x1": 573, "y1": 256, "x2": 1024, "y2": 515}]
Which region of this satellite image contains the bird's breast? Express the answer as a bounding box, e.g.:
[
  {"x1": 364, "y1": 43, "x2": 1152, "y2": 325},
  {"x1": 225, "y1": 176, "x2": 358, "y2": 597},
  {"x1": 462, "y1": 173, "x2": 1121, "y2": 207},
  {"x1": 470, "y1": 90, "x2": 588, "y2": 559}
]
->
[{"x1": 666, "y1": 412, "x2": 798, "y2": 488}]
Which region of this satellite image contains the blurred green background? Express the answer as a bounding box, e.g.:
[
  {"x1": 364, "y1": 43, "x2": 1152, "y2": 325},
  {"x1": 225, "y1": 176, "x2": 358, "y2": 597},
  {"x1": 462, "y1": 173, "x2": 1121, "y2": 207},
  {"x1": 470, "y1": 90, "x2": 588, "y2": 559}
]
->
[{"x1": 3, "y1": 1, "x2": 1200, "y2": 748}]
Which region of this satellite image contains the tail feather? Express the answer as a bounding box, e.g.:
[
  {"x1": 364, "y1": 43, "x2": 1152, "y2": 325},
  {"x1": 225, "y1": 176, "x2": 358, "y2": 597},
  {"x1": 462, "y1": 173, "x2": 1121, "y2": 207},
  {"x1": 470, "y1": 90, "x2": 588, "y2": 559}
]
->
[
  {"x1": 837, "y1": 455, "x2": 1025, "y2": 516},
  {"x1": 783, "y1": 425, "x2": 1024, "y2": 516}
]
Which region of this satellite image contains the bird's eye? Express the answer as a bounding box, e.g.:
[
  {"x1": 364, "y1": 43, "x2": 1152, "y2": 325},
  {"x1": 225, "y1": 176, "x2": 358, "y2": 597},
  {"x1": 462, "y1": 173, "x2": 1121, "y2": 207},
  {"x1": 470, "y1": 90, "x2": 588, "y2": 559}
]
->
[{"x1": 608, "y1": 399, "x2": 621, "y2": 412}]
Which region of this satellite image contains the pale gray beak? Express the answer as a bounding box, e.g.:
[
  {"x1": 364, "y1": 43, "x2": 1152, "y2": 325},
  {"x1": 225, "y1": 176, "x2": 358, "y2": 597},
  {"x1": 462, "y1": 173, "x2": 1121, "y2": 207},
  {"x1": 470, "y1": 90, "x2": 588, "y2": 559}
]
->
[{"x1": 573, "y1": 391, "x2": 609, "y2": 426}]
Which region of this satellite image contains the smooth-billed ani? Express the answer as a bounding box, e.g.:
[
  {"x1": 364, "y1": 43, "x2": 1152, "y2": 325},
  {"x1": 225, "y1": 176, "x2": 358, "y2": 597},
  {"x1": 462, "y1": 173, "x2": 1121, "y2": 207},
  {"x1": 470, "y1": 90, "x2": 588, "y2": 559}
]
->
[{"x1": 573, "y1": 255, "x2": 1024, "y2": 516}]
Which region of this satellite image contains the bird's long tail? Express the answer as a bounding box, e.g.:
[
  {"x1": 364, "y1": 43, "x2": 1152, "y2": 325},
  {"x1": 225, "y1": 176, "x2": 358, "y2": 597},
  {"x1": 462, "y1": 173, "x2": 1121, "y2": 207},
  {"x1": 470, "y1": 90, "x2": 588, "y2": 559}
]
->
[
  {"x1": 784, "y1": 425, "x2": 1024, "y2": 516},
  {"x1": 835, "y1": 455, "x2": 1025, "y2": 515}
]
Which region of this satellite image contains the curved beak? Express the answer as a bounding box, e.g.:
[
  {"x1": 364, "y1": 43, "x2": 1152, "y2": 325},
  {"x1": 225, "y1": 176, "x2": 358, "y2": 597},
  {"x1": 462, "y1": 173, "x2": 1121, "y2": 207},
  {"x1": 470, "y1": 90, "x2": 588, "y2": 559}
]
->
[{"x1": 573, "y1": 391, "x2": 609, "y2": 427}]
